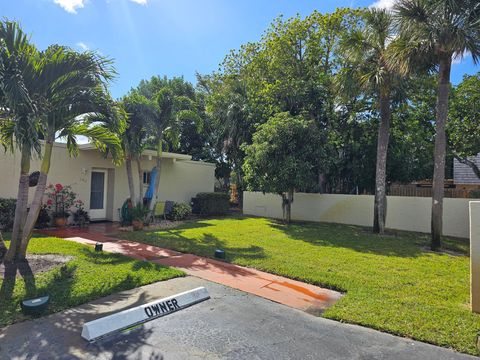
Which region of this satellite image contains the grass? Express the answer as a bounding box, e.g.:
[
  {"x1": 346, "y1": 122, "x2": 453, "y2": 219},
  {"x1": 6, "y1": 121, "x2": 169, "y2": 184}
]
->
[
  {"x1": 0, "y1": 236, "x2": 184, "y2": 327},
  {"x1": 120, "y1": 216, "x2": 480, "y2": 355}
]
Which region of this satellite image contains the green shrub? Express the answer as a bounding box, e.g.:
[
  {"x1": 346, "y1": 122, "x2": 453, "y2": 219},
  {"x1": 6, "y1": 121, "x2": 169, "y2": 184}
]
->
[
  {"x1": 191, "y1": 192, "x2": 229, "y2": 215},
  {"x1": 169, "y1": 203, "x2": 191, "y2": 221},
  {"x1": 0, "y1": 198, "x2": 16, "y2": 231},
  {"x1": 35, "y1": 206, "x2": 51, "y2": 229},
  {"x1": 131, "y1": 204, "x2": 150, "y2": 223}
]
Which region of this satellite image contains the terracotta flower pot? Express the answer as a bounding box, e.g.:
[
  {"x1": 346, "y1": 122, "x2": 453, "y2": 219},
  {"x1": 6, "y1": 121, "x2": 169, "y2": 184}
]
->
[
  {"x1": 132, "y1": 220, "x2": 144, "y2": 231},
  {"x1": 54, "y1": 217, "x2": 67, "y2": 228}
]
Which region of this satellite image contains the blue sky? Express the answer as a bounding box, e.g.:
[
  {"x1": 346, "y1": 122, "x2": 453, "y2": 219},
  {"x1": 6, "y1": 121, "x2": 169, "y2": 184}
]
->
[{"x1": 1, "y1": 0, "x2": 477, "y2": 99}]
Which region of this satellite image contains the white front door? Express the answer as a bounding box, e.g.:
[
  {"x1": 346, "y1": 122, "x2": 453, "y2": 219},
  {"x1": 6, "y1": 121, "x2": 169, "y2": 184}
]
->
[{"x1": 89, "y1": 170, "x2": 108, "y2": 219}]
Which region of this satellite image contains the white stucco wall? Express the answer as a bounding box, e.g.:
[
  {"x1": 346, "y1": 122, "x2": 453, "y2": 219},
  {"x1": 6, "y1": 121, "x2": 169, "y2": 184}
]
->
[
  {"x1": 470, "y1": 201, "x2": 480, "y2": 312},
  {"x1": 244, "y1": 191, "x2": 471, "y2": 238},
  {"x1": 0, "y1": 144, "x2": 215, "y2": 221}
]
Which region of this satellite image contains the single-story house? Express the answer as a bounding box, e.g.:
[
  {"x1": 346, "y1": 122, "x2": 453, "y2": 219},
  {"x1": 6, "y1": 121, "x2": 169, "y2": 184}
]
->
[
  {"x1": 0, "y1": 142, "x2": 215, "y2": 221},
  {"x1": 453, "y1": 154, "x2": 480, "y2": 185}
]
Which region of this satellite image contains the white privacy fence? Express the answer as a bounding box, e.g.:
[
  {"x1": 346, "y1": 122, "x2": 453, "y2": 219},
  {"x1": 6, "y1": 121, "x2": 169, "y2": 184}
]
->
[{"x1": 243, "y1": 191, "x2": 472, "y2": 238}]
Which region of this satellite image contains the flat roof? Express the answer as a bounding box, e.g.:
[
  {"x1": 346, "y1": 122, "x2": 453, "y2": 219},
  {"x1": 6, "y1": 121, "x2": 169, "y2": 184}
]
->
[{"x1": 76, "y1": 143, "x2": 192, "y2": 161}]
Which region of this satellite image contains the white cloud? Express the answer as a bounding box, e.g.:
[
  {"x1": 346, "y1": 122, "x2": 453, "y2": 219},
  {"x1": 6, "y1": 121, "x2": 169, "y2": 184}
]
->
[
  {"x1": 54, "y1": 0, "x2": 146, "y2": 13},
  {"x1": 370, "y1": 0, "x2": 395, "y2": 9},
  {"x1": 53, "y1": 0, "x2": 86, "y2": 13},
  {"x1": 452, "y1": 51, "x2": 471, "y2": 65},
  {"x1": 76, "y1": 42, "x2": 89, "y2": 51}
]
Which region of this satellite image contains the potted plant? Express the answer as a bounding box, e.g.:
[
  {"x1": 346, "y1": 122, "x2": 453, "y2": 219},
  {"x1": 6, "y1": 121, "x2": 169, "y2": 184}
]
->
[
  {"x1": 52, "y1": 209, "x2": 69, "y2": 228},
  {"x1": 44, "y1": 183, "x2": 80, "y2": 228},
  {"x1": 72, "y1": 200, "x2": 90, "y2": 227},
  {"x1": 131, "y1": 204, "x2": 149, "y2": 231}
]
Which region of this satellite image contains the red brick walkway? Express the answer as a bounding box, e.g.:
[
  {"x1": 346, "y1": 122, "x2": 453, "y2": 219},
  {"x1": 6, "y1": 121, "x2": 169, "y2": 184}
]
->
[{"x1": 38, "y1": 224, "x2": 342, "y2": 313}]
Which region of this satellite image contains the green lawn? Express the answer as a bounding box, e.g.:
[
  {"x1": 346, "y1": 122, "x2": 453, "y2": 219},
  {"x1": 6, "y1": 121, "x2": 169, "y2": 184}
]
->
[
  {"x1": 0, "y1": 236, "x2": 184, "y2": 327},
  {"x1": 120, "y1": 216, "x2": 480, "y2": 355}
]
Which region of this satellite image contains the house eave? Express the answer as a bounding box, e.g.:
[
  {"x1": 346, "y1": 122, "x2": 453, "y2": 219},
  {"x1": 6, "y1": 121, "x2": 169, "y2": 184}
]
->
[{"x1": 76, "y1": 143, "x2": 192, "y2": 161}]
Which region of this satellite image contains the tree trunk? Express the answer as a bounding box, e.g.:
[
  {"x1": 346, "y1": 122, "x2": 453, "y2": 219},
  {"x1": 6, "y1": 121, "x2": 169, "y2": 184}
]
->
[
  {"x1": 19, "y1": 138, "x2": 54, "y2": 258},
  {"x1": 149, "y1": 140, "x2": 163, "y2": 211},
  {"x1": 431, "y1": 55, "x2": 452, "y2": 250},
  {"x1": 235, "y1": 166, "x2": 243, "y2": 208},
  {"x1": 373, "y1": 87, "x2": 392, "y2": 235},
  {"x1": 286, "y1": 189, "x2": 294, "y2": 223},
  {"x1": 125, "y1": 155, "x2": 136, "y2": 204},
  {"x1": 4, "y1": 148, "x2": 31, "y2": 262},
  {"x1": 318, "y1": 172, "x2": 327, "y2": 194},
  {"x1": 136, "y1": 157, "x2": 143, "y2": 205}
]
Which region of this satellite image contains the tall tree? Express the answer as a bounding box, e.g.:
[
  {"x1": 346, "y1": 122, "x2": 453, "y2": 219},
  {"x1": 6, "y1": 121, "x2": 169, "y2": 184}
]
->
[
  {"x1": 339, "y1": 8, "x2": 400, "y2": 234},
  {"x1": 201, "y1": 74, "x2": 253, "y2": 199},
  {"x1": 121, "y1": 93, "x2": 153, "y2": 204},
  {"x1": 243, "y1": 112, "x2": 323, "y2": 222},
  {"x1": 1, "y1": 41, "x2": 122, "y2": 261},
  {"x1": 146, "y1": 85, "x2": 201, "y2": 210},
  {"x1": 0, "y1": 20, "x2": 40, "y2": 262},
  {"x1": 392, "y1": 0, "x2": 480, "y2": 249}
]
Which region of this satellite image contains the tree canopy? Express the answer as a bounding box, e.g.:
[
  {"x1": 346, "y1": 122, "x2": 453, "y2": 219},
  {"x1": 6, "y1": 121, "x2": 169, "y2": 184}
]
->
[{"x1": 243, "y1": 112, "x2": 324, "y2": 222}]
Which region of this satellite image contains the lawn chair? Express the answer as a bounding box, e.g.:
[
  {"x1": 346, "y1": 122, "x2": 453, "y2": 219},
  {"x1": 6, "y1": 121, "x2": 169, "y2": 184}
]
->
[{"x1": 151, "y1": 200, "x2": 175, "y2": 223}]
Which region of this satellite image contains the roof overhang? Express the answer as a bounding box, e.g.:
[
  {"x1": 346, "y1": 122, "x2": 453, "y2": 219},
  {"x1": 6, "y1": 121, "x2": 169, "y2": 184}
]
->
[
  {"x1": 140, "y1": 149, "x2": 192, "y2": 161},
  {"x1": 77, "y1": 143, "x2": 192, "y2": 161}
]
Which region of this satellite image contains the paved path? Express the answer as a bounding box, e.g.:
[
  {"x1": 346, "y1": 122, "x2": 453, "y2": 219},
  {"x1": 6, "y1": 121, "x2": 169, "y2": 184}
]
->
[
  {"x1": 0, "y1": 277, "x2": 474, "y2": 360},
  {"x1": 38, "y1": 226, "x2": 342, "y2": 313}
]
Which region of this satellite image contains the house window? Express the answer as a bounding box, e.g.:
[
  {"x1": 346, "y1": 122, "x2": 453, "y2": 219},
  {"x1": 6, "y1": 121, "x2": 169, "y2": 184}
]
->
[{"x1": 143, "y1": 171, "x2": 151, "y2": 185}]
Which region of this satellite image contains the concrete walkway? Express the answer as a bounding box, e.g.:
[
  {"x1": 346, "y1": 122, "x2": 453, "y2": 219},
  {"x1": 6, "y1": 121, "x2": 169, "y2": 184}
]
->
[
  {"x1": 38, "y1": 225, "x2": 342, "y2": 313},
  {"x1": 0, "y1": 277, "x2": 475, "y2": 360}
]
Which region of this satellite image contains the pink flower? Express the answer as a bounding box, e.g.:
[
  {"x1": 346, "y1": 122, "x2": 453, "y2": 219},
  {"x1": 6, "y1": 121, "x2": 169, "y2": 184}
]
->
[
  {"x1": 47, "y1": 199, "x2": 53, "y2": 205},
  {"x1": 55, "y1": 183, "x2": 63, "y2": 192}
]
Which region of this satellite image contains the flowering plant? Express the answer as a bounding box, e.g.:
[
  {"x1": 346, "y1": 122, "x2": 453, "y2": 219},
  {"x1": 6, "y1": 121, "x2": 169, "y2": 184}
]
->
[{"x1": 44, "y1": 183, "x2": 79, "y2": 219}]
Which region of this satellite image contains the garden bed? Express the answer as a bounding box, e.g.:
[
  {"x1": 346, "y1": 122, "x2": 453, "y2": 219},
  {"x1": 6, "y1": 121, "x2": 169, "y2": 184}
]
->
[{"x1": 0, "y1": 254, "x2": 73, "y2": 278}]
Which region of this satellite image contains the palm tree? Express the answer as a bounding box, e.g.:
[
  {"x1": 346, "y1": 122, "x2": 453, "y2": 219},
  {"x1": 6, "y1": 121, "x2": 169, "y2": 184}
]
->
[
  {"x1": 15, "y1": 46, "x2": 122, "y2": 259},
  {"x1": 121, "y1": 92, "x2": 154, "y2": 205},
  {"x1": 0, "y1": 20, "x2": 40, "y2": 261},
  {"x1": 199, "y1": 74, "x2": 252, "y2": 205},
  {"x1": 147, "y1": 87, "x2": 201, "y2": 210},
  {"x1": 391, "y1": 0, "x2": 480, "y2": 250},
  {"x1": 339, "y1": 8, "x2": 399, "y2": 234}
]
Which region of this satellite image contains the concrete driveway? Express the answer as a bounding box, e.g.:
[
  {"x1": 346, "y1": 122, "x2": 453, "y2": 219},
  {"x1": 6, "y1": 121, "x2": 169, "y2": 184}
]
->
[{"x1": 0, "y1": 276, "x2": 475, "y2": 360}]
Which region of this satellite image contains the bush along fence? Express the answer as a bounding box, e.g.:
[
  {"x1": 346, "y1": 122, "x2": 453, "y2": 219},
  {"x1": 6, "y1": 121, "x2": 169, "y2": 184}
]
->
[
  {"x1": 191, "y1": 192, "x2": 230, "y2": 215},
  {"x1": 243, "y1": 191, "x2": 472, "y2": 238}
]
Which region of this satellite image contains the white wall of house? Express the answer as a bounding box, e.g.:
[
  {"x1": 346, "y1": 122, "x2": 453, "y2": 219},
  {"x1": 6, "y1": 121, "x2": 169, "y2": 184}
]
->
[
  {"x1": 244, "y1": 191, "x2": 471, "y2": 238},
  {"x1": 0, "y1": 143, "x2": 215, "y2": 221}
]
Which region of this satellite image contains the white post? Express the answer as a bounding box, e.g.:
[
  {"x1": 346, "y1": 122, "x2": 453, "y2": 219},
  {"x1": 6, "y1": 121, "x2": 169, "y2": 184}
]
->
[{"x1": 470, "y1": 201, "x2": 480, "y2": 313}]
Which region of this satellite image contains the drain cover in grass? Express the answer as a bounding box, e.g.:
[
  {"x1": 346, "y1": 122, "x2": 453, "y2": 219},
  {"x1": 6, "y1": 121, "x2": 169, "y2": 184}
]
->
[{"x1": 21, "y1": 295, "x2": 50, "y2": 315}]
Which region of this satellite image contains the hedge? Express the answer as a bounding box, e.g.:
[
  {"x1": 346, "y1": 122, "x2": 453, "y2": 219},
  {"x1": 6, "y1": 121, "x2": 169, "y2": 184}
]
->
[
  {"x1": 191, "y1": 192, "x2": 229, "y2": 215},
  {"x1": 0, "y1": 198, "x2": 16, "y2": 231}
]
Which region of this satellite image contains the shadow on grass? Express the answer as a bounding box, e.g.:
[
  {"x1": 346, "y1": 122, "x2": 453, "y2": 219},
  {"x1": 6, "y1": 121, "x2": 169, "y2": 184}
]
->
[
  {"x1": 135, "y1": 228, "x2": 267, "y2": 264},
  {"x1": 0, "y1": 260, "x2": 36, "y2": 306},
  {"x1": 268, "y1": 220, "x2": 430, "y2": 258},
  {"x1": 78, "y1": 248, "x2": 133, "y2": 266}
]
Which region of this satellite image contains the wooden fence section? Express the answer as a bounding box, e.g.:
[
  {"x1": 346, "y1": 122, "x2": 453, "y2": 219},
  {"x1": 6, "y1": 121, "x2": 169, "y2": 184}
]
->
[{"x1": 387, "y1": 185, "x2": 476, "y2": 198}]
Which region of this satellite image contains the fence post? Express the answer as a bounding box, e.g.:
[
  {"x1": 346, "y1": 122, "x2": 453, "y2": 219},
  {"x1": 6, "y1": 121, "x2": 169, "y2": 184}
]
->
[{"x1": 470, "y1": 201, "x2": 480, "y2": 313}]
